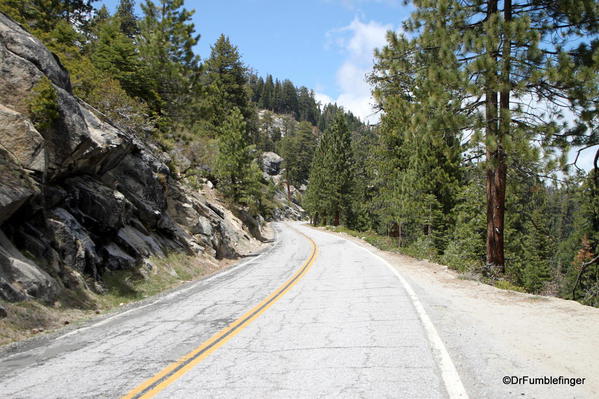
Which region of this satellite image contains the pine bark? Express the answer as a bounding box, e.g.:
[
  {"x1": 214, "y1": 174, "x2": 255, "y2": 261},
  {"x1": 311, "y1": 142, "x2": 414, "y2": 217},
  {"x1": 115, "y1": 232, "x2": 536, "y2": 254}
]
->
[{"x1": 485, "y1": 0, "x2": 507, "y2": 272}]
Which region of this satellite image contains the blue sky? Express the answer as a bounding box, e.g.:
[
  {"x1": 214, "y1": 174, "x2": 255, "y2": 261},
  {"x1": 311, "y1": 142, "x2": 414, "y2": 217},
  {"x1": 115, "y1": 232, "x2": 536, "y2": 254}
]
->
[{"x1": 99, "y1": 0, "x2": 412, "y2": 122}]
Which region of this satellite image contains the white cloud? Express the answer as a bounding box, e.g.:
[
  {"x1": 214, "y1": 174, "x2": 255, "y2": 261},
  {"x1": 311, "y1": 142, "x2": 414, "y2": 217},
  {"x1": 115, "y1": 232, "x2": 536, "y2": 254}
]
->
[
  {"x1": 314, "y1": 91, "x2": 334, "y2": 107},
  {"x1": 323, "y1": 18, "x2": 394, "y2": 123}
]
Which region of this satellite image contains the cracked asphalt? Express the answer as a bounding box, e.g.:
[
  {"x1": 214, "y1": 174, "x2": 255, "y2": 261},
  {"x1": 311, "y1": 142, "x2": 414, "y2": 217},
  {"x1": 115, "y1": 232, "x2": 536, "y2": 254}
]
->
[{"x1": 0, "y1": 222, "x2": 448, "y2": 398}]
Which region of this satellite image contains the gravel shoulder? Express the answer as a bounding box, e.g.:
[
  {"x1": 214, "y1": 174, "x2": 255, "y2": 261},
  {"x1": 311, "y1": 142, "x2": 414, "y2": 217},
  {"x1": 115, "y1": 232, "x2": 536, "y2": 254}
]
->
[{"x1": 313, "y1": 226, "x2": 599, "y2": 399}]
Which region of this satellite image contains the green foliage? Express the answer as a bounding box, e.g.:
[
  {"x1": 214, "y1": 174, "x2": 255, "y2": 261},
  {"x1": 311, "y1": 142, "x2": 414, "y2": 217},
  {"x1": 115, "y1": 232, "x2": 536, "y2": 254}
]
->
[
  {"x1": 28, "y1": 77, "x2": 60, "y2": 132},
  {"x1": 562, "y1": 171, "x2": 599, "y2": 305},
  {"x1": 0, "y1": 0, "x2": 96, "y2": 33},
  {"x1": 115, "y1": 0, "x2": 139, "y2": 38},
  {"x1": 494, "y1": 280, "x2": 526, "y2": 293},
  {"x1": 138, "y1": 0, "x2": 200, "y2": 119},
  {"x1": 278, "y1": 121, "x2": 317, "y2": 188},
  {"x1": 89, "y1": 15, "x2": 151, "y2": 102},
  {"x1": 214, "y1": 108, "x2": 261, "y2": 207},
  {"x1": 441, "y1": 175, "x2": 486, "y2": 272},
  {"x1": 304, "y1": 113, "x2": 355, "y2": 226},
  {"x1": 199, "y1": 34, "x2": 252, "y2": 136}
]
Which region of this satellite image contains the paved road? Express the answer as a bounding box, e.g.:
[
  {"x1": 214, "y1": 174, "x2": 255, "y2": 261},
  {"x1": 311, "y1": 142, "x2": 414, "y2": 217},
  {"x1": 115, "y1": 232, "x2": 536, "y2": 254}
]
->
[{"x1": 0, "y1": 222, "x2": 462, "y2": 398}]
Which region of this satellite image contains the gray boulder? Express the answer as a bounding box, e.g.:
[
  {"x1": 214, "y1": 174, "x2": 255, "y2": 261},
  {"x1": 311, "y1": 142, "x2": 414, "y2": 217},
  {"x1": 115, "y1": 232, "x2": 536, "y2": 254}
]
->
[
  {"x1": 47, "y1": 208, "x2": 100, "y2": 277},
  {"x1": 261, "y1": 152, "x2": 283, "y2": 176},
  {"x1": 0, "y1": 13, "x2": 70, "y2": 91},
  {"x1": 0, "y1": 105, "x2": 45, "y2": 172},
  {"x1": 100, "y1": 243, "x2": 137, "y2": 271},
  {"x1": 0, "y1": 230, "x2": 59, "y2": 302},
  {"x1": 0, "y1": 147, "x2": 39, "y2": 224}
]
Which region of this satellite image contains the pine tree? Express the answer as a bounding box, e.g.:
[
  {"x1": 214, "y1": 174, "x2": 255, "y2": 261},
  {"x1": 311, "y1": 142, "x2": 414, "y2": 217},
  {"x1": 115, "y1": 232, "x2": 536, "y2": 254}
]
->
[
  {"x1": 260, "y1": 75, "x2": 274, "y2": 110},
  {"x1": 281, "y1": 79, "x2": 299, "y2": 117},
  {"x1": 370, "y1": 29, "x2": 463, "y2": 252},
  {"x1": 565, "y1": 171, "x2": 599, "y2": 305},
  {"x1": 279, "y1": 121, "x2": 317, "y2": 191},
  {"x1": 297, "y1": 86, "x2": 319, "y2": 125},
  {"x1": 200, "y1": 34, "x2": 252, "y2": 133},
  {"x1": 89, "y1": 15, "x2": 148, "y2": 100},
  {"x1": 520, "y1": 195, "x2": 553, "y2": 293},
  {"x1": 138, "y1": 0, "x2": 200, "y2": 119},
  {"x1": 273, "y1": 79, "x2": 283, "y2": 113},
  {"x1": 214, "y1": 108, "x2": 261, "y2": 206},
  {"x1": 252, "y1": 76, "x2": 264, "y2": 104},
  {"x1": 305, "y1": 113, "x2": 354, "y2": 226},
  {"x1": 0, "y1": 0, "x2": 96, "y2": 33},
  {"x1": 377, "y1": 0, "x2": 598, "y2": 273},
  {"x1": 115, "y1": 0, "x2": 138, "y2": 38}
]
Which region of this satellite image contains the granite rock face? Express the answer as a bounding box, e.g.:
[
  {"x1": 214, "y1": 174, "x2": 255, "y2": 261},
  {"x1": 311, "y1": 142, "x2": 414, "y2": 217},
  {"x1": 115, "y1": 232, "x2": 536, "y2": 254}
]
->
[{"x1": 0, "y1": 13, "x2": 260, "y2": 303}]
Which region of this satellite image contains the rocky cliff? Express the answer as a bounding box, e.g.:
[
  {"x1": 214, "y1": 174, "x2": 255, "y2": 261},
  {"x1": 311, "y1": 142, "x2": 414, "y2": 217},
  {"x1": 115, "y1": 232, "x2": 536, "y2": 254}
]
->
[{"x1": 0, "y1": 13, "x2": 261, "y2": 303}]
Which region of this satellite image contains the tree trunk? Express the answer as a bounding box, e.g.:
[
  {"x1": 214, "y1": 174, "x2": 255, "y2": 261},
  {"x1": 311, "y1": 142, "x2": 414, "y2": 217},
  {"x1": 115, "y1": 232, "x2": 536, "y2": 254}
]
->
[
  {"x1": 398, "y1": 221, "x2": 403, "y2": 247},
  {"x1": 333, "y1": 210, "x2": 340, "y2": 226},
  {"x1": 486, "y1": 154, "x2": 506, "y2": 271},
  {"x1": 485, "y1": 0, "x2": 506, "y2": 273}
]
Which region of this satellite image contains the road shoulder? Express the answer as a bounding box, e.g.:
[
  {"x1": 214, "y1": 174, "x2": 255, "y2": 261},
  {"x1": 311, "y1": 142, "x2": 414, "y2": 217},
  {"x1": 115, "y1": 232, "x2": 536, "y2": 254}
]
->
[{"x1": 309, "y1": 225, "x2": 599, "y2": 399}]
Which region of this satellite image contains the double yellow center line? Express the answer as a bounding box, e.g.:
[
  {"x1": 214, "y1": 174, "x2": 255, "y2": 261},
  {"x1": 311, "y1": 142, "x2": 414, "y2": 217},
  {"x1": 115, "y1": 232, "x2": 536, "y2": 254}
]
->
[{"x1": 123, "y1": 228, "x2": 318, "y2": 399}]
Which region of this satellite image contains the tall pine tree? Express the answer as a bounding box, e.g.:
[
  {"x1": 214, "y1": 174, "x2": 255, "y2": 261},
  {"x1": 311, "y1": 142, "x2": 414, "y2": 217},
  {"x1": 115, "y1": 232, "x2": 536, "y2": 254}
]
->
[{"x1": 305, "y1": 113, "x2": 355, "y2": 226}]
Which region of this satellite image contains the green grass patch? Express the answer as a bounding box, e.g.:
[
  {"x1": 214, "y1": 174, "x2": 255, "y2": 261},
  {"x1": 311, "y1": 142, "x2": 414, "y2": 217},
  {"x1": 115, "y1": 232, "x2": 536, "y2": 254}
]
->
[
  {"x1": 325, "y1": 225, "x2": 401, "y2": 253},
  {"x1": 97, "y1": 253, "x2": 209, "y2": 309},
  {"x1": 493, "y1": 280, "x2": 527, "y2": 293}
]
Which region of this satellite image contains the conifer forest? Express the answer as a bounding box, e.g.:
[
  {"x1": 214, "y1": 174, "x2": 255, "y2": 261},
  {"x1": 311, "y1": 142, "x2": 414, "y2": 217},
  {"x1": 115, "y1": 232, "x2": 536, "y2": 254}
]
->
[{"x1": 1, "y1": 0, "x2": 597, "y2": 307}]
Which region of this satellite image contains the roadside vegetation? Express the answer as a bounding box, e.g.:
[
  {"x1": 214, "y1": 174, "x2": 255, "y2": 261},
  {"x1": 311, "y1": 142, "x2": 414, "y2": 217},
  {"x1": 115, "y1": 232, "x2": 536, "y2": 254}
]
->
[{"x1": 0, "y1": 253, "x2": 218, "y2": 347}]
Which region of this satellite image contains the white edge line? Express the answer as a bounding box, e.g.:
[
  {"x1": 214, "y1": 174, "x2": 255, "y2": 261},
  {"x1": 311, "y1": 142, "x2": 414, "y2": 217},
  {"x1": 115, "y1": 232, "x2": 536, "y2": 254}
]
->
[
  {"x1": 44, "y1": 225, "x2": 281, "y2": 342},
  {"x1": 309, "y1": 226, "x2": 469, "y2": 399}
]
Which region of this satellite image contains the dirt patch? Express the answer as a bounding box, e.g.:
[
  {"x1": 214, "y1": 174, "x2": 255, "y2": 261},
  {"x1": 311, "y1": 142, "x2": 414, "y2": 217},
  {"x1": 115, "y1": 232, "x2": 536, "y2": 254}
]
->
[{"x1": 314, "y1": 226, "x2": 599, "y2": 398}]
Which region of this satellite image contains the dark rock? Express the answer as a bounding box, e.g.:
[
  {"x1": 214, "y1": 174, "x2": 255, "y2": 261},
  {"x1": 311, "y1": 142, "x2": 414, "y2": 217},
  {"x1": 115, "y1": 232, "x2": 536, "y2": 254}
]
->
[
  {"x1": 100, "y1": 243, "x2": 136, "y2": 271},
  {"x1": 261, "y1": 152, "x2": 283, "y2": 176},
  {"x1": 102, "y1": 152, "x2": 168, "y2": 229},
  {"x1": 0, "y1": 230, "x2": 59, "y2": 302},
  {"x1": 64, "y1": 177, "x2": 132, "y2": 234},
  {"x1": 0, "y1": 148, "x2": 39, "y2": 224},
  {"x1": 0, "y1": 305, "x2": 7, "y2": 318},
  {"x1": 47, "y1": 208, "x2": 99, "y2": 277},
  {"x1": 116, "y1": 225, "x2": 164, "y2": 258}
]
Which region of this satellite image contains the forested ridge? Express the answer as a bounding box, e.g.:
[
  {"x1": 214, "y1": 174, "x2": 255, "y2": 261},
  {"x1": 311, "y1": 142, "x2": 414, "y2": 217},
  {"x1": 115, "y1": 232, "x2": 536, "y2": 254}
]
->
[{"x1": 1, "y1": 0, "x2": 597, "y2": 307}]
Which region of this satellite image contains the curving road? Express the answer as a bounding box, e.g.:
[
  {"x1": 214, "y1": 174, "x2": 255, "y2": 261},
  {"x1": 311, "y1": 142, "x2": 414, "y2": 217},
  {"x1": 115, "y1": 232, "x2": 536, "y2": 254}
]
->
[{"x1": 0, "y1": 222, "x2": 465, "y2": 398}]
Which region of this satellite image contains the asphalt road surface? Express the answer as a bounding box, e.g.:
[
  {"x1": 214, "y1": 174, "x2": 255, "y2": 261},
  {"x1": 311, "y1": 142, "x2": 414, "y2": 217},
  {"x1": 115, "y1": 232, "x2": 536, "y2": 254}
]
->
[{"x1": 0, "y1": 222, "x2": 467, "y2": 398}]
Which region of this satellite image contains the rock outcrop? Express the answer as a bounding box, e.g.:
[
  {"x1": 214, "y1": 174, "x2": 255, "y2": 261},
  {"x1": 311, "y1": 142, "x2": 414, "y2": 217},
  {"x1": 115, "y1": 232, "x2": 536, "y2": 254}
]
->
[
  {"x1": 259, "y1": 152, "x2": 306, "y2": 221},
  {"x1": 0, "y1": 13, "x2": 260, "y2": 303},
  {"x1": 261, "y1": 152, "x2": 283, "y2": 176}
]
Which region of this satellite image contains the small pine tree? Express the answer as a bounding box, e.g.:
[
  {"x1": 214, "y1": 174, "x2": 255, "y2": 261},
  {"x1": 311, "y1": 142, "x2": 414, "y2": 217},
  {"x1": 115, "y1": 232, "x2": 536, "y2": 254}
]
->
[{"x1": 215, "y1": 108, "x2": 261, "y2": 207}]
